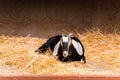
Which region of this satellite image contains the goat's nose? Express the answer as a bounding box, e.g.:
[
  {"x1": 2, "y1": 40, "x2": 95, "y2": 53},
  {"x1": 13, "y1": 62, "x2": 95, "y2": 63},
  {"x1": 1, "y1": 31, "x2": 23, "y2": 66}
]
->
[{"x1": 63, "y1": 51, "x2": 68, "y2": 57}]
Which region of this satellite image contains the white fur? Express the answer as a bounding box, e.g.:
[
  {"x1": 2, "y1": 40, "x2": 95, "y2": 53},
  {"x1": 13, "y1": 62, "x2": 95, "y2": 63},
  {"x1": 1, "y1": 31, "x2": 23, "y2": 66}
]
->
[
  {"x1": 62, "y1": 36, "x2": 69, "y2": 42},
  {"x1": 63, "y1": 51, "x2": 68, "y2": 57},
  {"x1": 72, "y1": 39, "x2": 83, "y2": 55},
  {"x1": 53, "y1": 41, "x2": 60, "y2": 56},
  {"x1": 63, "y1": 51, "x2": 68, "y2": 54}
]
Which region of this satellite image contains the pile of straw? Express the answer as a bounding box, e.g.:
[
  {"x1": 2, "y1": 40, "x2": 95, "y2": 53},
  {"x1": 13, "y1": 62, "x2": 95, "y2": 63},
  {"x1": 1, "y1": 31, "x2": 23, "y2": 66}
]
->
[{"x1": 0, "y1": 30, "x2": 120, "y2": 75}]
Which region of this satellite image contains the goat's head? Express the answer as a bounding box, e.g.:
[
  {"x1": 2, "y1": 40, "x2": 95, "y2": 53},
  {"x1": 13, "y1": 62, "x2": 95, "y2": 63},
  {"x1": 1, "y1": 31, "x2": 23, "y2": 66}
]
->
[{"x1": 61, "y1": 33, "x2": 73, "y2": 57}]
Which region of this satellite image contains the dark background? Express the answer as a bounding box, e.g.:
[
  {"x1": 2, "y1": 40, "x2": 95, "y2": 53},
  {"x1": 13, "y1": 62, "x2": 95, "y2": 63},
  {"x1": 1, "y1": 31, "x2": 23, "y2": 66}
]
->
[{"x1": 0, "y1": 0, "x2": 120, "y2": 37}]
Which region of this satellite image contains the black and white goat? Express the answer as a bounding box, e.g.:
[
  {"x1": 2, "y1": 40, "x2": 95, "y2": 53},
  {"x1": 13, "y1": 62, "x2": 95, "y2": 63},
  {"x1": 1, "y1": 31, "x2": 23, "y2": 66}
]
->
[{"x1": 35, "y1": 33, "x2": 86, "y2": 63}]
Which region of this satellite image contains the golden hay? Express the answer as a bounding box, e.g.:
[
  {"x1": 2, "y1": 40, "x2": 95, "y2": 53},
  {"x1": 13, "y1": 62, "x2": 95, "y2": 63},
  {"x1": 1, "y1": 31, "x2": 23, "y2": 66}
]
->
[{"x1": 0, "y1": 30, "x2": 120, "y2": 75}]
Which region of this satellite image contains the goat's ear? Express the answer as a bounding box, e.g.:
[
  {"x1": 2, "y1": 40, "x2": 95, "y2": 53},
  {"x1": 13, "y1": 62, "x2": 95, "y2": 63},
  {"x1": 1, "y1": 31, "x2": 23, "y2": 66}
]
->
[
  {"x1": 72, "y1": 38, "x2": 83, "y2": 56},
  {"x1": 52, "y1": 41, "x2": 61, "y2": 56}
]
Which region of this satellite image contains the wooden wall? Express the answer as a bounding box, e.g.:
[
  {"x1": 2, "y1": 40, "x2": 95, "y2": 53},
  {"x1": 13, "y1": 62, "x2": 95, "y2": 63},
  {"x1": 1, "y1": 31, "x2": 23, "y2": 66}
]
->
[{"x1": 0, "y1": 0, "x2": 120, "y2": 37}]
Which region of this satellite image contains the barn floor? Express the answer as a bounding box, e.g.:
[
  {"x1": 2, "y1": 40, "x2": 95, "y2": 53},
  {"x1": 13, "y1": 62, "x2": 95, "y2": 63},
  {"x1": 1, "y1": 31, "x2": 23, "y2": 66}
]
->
[{"x1": 0, "y1": 30, "x2": 120, "y2": 76}]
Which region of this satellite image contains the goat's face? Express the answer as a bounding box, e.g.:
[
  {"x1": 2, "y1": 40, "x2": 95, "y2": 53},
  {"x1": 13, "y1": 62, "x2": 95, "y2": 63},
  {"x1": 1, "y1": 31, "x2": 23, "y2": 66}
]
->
[{"x1": 61, "y1": 33, "x2": 73, "y2": 57}]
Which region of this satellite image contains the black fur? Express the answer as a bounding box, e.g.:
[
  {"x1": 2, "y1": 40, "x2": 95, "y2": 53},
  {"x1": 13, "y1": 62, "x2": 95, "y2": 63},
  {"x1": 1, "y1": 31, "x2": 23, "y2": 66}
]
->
[
  {"x1": 35, "y1": 35, "x2": 86, "y2": 63},
  {"x1": 35, "y1": 35, "x2": 61, "y2": 52}
]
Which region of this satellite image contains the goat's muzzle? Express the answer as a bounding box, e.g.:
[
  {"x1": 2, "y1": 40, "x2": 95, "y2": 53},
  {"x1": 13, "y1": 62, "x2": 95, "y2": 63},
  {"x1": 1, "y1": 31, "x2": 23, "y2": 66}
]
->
[{"x1": 63, "y1": 51, "x2": 69, "y2": 57}]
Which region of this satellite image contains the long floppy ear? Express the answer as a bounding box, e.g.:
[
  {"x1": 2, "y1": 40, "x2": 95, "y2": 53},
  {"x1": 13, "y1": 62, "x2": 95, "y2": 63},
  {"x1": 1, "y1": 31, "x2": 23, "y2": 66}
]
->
[
  {"x1": 71, "y1": 37, "x2": 84, "y2": 56},
  {"x1": 52, "y1": 41, "x2": 61, "y2": 56}
]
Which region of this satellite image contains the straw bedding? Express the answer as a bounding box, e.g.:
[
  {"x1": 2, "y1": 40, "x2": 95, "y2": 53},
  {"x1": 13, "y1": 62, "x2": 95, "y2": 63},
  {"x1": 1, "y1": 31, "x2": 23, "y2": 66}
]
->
[{"x1": 0, "y1": 30, "x2": 120, "y2": 75}]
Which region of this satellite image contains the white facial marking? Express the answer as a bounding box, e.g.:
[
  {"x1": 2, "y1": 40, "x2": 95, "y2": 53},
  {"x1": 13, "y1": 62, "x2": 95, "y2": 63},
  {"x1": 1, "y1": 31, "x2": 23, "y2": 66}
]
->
[
  {"x1": 63, "y1": 51, "x2": 68, "y2": 57},
  {"x1": 72, "y1": 40, "x2": 83, "y2": 55},
  {"x1": 62, "y1": 36, "x2": 69, "y2": 42},
  {"x1": 63, "y1": 51, "x2": 68, "y2": 54},
  {"x1": 53, "y1": 41, "x2": 60, "y2": 56}
]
